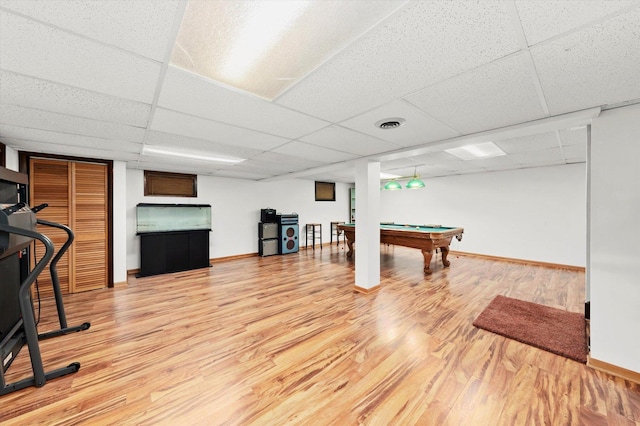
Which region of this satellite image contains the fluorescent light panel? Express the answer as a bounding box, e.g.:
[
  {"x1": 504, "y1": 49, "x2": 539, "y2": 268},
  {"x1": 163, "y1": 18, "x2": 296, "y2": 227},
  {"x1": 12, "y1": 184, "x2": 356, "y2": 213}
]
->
[
  {"x1": 142, "y1": 145, "x2": 245, "y2": 164},
  {"x1": 445, "y1": 142, "x2": 506, "y2": 161}
]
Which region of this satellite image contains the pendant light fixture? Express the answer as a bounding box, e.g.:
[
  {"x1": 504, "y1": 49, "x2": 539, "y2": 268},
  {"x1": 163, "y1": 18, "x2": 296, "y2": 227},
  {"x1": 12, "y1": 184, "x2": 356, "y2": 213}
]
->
[
  {"x1": 405, "y1": 167, "x2": 425, "y2": 189},
  {"x1": 380, "y1": 167, "x2": 425, "y2": 190}
]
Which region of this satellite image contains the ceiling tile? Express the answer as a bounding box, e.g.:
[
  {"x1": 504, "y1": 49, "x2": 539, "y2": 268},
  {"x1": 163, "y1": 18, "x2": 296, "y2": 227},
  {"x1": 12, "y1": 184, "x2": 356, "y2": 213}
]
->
[
  {"x1": 379, "y1": 158, "x2": 423, "y2": 171},
  {"x1": 240, "y1": 151, "x2": 328, "y2": 174},
  {"x1": 0, "y1": 0, "x2": 182, "y2": 61},
  {"x1": 0, "y1": 124, "x2": 142, "y2": 153},
  {"x1": 158, "y1": 67, "x2": 329, "y2": 139},
  {"x1": 150, "y1": 108, "x2": 288, "y2": 151},
  {"x1": 0, "y1": 104, "x2": 145, "y2": 142},
  {"x1": 515, "y1": 0, "x2": 640, "y2": 45},
  {"x1": 272, "y1": 141, "x2": 359, "y2": 163},
  {"x1": 3, "y1": 137, "x2": 140, "y2": 162},
  {"x1": 559, "y1": 127, "x2": 588, "y2": 146},
  {"x1": 211, "y1": 169, "x2": 274, "y2": 180},
  {"x1": 134, "y1": 160, "x2": 223, "y2": 176},
  {"x1": 562, "y1": 143, "x2": 587, "y2": 163},
  {"x1": 276, "y1": 0, "x2": 518, "y2": 122},
  {"x1": 0, "y1": 10, "x2": 161, "y2": 103},
  {"x1": 405, "y1": 53, "x2": 548, "y2": 135},
  {"x1": 531, "y1": 8, "x2": 640, "y2": 115},
  {"x1": 509, "y1": 147, "x2": 567, "y2": 166},
  {"x1": 340, "y1": 100, "x2": 459, "y2": 147},
  {"x1": 494, "y1": 132, "x2": 561, "y2": 154},
  {"x1": 299, "y1": 125, "x2": 401, "y2": 156},
  {"x1": 145, "y1": 131, "x2": 264, "y2": 159},
  {"x1": 0, "y1": 71, "x2": 152, "y2": 127},
  {"x1": 172, "y1": 0, "x2": 405, "y2": 99}
]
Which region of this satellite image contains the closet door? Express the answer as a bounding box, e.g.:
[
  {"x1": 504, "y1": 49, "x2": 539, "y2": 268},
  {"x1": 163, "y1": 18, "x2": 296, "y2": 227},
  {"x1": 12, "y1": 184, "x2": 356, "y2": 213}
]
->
[
  {"x1": 72, "y1": 162, "x2": 108, "y2": 292},
  {"x1": 30, "y1": 158, "x2": 108, "y2": 295},
  {"x1": 30, "y1": 159, "x2": 72, "y2": 297}
]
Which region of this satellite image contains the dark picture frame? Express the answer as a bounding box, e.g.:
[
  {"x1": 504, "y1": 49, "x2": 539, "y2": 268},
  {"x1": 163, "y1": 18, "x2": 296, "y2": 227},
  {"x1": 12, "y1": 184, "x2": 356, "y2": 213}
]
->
[{"x1": 315, "y1": 181, "x2": 335, "y2": 201}]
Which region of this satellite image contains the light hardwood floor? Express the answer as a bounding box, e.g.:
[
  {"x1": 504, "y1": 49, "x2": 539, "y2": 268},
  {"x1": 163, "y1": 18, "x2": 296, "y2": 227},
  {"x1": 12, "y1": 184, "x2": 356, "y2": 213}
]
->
[{"x1": 2, "y1": 244, "x2": 639, "y2": 425}]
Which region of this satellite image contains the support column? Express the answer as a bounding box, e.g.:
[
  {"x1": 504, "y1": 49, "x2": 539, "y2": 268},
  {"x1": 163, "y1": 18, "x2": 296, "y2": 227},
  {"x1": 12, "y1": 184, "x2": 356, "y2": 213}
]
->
[{"x1": 354, "y1": 159, "x2": 380, "y2": 293}]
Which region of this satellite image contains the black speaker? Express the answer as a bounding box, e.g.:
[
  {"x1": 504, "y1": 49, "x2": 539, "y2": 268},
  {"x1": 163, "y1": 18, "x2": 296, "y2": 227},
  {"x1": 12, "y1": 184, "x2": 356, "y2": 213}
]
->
[
  {"x1": 261, "y1": 208, "x2": 277, "y2": 223},
  {"x1": 279, "y1": 224, "x2": 299, "y2": 254}
]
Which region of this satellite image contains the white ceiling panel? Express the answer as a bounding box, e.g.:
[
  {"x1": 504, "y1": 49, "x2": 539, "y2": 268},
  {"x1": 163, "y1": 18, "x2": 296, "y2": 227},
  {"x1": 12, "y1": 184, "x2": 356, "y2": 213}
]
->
[
  {"x1": 340, "y1": 100, "x2": 459, "y2": 147},
  {"x1": 299, "y1": 125, "x2": 401, "y2": 156},
  {"x1": 1, "y1": 1, "x2": 636, "y2": 183},
  {"x1": 495, "y1": 132, "x2": 560, "y2": 154},
  {"x1": 158, "y1": 67, "x2": 329, "y2": 139},
  {"x1": 144, "y1": 130, "x2": 263, "y2": 159},
  {"x1": 0, "y1": 104, "x2": 145, "y2": 143},
  {"x1": 379, "y1": 158, "x2": 423, "y2": 171},
  {"x1": 420, "y1": 164, "x2": 464, "y2": 178},
  {"x1": 3, "y1": 137, "x2": 140, "y2": 161},
  {"x1": 245, "y1": 151, "x2": 328, "y2": 171},
  {"x1": 172, "y1": 0, "x2": 406, "y2": 100},
  {"x1": 406, "y1": 53, "x2": 548, "y2": 135},
  {"x1": 0, "y1": 10, "x2": 161, "y2": 103},
  {"x1": 559, "y1": 127, "x2": 588, "y2": 146},
  {"x1": 461, "y1": 154, "x2": 520, "y2": 170},
  {"x1": 0, "y1": 124, "x2": 142, "y2": 153},
  {"x1": 0, "y1": 71, "x2": 152, "y2": 127},
  {"x1": 532, "y1": 8, "x2": 640, "y2": 115},
  {"x1": 562, "y1": 143, "x2": 587, "y2": 163},
  {"x1": 150, "y1": 108, "x2": 288, "y2": 151},
  {"x1": 0, "y1": 0, "x2": 182, "y2": 61},
  {"x1": 509, "y1": 147, "x2": 567, "y2": 166},
  {"x1": 515, "y1": 0, "x2": 640, "y2": 46},
  {"x1": 272, "y1": 141, "x2": 359, "y2": 163},
  {"x1": 134, "y1": 160, "x2": 223, "y2": 176},
  {"x1": 210, "y1": 169, "x2": 274, "y2": 180},
  {"x1": 276, "y1": 0, "x2": 518, "y2": 122}
]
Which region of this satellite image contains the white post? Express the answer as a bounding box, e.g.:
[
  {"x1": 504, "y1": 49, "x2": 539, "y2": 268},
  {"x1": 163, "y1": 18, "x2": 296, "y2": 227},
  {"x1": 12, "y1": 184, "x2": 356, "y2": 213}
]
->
[{"x1": 354, "y1": 159, "x2": 380, "y2": 291}]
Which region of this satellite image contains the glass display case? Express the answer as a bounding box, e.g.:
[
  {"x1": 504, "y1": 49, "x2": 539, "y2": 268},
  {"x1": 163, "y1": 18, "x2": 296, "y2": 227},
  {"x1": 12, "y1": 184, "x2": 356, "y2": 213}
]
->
[{"x1": 136, "y1": 203, "x2": 211, "y2": 234}]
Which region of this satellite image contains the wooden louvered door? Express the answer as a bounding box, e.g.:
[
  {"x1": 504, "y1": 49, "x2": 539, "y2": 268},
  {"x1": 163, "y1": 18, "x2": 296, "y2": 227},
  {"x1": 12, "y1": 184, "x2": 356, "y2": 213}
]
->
[
  {"x1": 72, "y1": 162, "x2": 108, "y2": 292},
  {"x1": 30, "y1": 158, "x2": 108, "y2": 296}
]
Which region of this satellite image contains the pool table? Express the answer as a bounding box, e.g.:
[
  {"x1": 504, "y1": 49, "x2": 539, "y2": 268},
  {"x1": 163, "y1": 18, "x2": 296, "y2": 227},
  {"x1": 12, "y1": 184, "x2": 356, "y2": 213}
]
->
[{"x1": 337, "y1": 223, "x2": 464, "y2": 274}]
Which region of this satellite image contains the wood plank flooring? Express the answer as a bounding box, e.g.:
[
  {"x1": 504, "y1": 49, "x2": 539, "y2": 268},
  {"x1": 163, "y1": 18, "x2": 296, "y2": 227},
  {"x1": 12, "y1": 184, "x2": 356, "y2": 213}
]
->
[{"x1": 2, "y1": 244, "x2": 639, "y2": 425}]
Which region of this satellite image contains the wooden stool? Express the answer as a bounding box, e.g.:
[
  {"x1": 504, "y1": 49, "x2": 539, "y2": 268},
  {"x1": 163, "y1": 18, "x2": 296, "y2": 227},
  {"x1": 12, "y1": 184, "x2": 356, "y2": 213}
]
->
[
  {"x1": 306, "y1": 223, "x2": 322, "y2": 249},
  {"x1": 330, "y1": 221, "x2": 345, "y2": 246}
]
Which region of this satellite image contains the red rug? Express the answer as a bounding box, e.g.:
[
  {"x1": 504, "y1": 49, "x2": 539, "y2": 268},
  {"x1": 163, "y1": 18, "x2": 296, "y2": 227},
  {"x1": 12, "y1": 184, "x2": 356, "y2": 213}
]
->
[{"x1": 473, "y1": 295, "x2": 588, "y2": 363}]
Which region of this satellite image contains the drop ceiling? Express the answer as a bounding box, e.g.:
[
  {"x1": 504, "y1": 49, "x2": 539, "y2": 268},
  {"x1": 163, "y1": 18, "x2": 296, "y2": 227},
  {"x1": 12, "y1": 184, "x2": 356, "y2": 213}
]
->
[{"x1": 1, "y1": 0, "x2": 639, "y2": 183}]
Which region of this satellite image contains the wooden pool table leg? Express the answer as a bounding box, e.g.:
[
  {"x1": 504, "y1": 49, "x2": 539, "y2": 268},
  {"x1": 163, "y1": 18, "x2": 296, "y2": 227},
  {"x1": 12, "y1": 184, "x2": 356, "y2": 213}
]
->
[
  {"x1": 345, "y1": 239, "x2": 354, "y2": 258},
  {"x1": 422, "y1": 249, "x2": 434, "y2": 274},
  {"x1": 441, "y1": 246, "x2": 451, "y2": 267}
]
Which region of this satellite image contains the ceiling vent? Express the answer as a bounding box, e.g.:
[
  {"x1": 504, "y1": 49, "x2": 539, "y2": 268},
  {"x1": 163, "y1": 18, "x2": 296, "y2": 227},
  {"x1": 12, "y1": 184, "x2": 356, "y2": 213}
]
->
[{"x1": 375, "y1": 118, "x2": 405, "y2": 129}]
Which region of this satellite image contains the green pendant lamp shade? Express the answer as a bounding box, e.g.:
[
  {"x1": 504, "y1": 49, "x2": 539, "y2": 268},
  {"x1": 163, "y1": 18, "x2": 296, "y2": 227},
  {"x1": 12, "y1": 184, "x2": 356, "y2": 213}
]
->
[
  {"x1": 383, "y1": 180, "x2": 402, "y2": 190},
  {"x1": 406, "y1": 177, "x2": 425, "y2": 189}
]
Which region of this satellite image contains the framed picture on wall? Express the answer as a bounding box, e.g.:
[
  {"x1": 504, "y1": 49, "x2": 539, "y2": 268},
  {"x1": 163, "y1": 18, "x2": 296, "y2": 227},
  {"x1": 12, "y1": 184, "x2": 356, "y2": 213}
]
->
[{"x1": 315, "y1": 181, "x2": 335, "y2": 201}]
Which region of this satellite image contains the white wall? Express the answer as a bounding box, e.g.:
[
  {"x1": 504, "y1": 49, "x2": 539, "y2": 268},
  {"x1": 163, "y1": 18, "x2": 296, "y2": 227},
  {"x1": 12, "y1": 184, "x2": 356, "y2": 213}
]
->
[
  {"x1": 126, "y1": 169, "x2": 351, "y2": 270},
  {"x1": 380, "y1": 163, "x2": 587, "y2": 267},
  {"x1": 589, "y1": 103, "x2": 640, "y2": 373}
]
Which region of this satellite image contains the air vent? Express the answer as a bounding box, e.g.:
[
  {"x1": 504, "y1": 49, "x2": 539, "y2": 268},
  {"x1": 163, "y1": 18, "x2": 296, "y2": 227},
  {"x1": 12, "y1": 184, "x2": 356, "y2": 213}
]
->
[{"x1": 375, "y1": 118, "x2": 406, "y2": 129}]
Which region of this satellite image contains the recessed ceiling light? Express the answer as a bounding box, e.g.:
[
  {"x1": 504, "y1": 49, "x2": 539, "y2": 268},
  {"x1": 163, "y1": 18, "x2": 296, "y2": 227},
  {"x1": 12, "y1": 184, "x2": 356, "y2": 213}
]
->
[
  {"x1": 142, "y1": 145, "x2": 245, "y2": 164},
  {"x1": 375, "y1": 118, "x2": 406, "y2": 129},
  {"x1": 445, "y1": 142, "x2": 506, "y2": 160}
]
